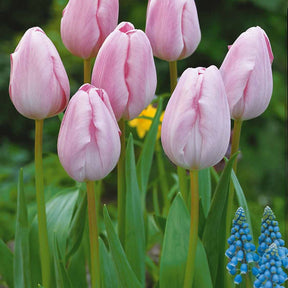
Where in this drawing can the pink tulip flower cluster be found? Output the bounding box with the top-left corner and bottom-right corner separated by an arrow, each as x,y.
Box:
161,26 -> 273,170
8,0 -> 273,179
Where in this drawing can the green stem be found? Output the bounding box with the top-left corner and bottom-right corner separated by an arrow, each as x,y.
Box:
117,119 -> 126,247
84,58 -> 91,83
169,61 -> 178,92
183,170 -> 199,288
155,141 -> 170,215
86,181 -> 101,288
35,119 -> 51,288
168,61 -> 189,204
225,119 -> 243,288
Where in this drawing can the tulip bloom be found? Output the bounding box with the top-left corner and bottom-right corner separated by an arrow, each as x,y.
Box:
91,22 -> 157,120
61,0 -> 119,59
9,27 -> 70,120
57,84 -> 121,182
145,0 -> 201,61
220,26 -> 273,120
161,66 -> 230,170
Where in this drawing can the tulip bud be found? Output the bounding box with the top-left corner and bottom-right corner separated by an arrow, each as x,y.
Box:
91,22 -> 157,121
61,0 -> 119,59
9,27 -> 70,120
145,0 -> 201,61
161,66 -> 230,170
57,84 -> 121,182
220,26 -> 274,120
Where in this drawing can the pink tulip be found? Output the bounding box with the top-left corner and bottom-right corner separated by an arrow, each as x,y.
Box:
91,22 -> 157,120
220,26 -> 273,120
145,0 -> 201,61
161,66 -> 230,170
9,27 -> 70,120
61,0 -> 119,59
57,84 -> 121,182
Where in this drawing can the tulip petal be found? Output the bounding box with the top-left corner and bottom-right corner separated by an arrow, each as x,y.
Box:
161,67 -> 230,170
9,27 -> 69,120
220,26 -> 273,120
123,30 -> 157,119
58,85 -> 120,182
146,0 -> 184,61
92,29 -> 129,120
180,0 -> 201,59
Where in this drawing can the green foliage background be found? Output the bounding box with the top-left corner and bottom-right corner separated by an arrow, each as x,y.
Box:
0,0 -> 286,253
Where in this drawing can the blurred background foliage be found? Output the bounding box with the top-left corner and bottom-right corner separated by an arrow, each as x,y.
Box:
0,0 -> 286,245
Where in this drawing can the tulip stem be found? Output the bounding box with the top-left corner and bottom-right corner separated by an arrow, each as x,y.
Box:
225,119 -> 243,288
169,61 -> 178,92
86,181 -> 101,288
35,119 -> 51,288
117,118 -> 126,247
84,58 -> 91,83
183,169 -> 199,288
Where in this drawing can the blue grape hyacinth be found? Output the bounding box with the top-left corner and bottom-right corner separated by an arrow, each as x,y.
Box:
226,207 -> 257,284
258,206 -> 288,269
253,242 -> 288,288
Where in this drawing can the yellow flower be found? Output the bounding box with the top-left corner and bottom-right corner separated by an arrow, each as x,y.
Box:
129,104 -> 164,139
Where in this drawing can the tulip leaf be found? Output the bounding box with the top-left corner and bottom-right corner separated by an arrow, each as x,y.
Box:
202,153 -> 238,287
99,237 -> 121,288
53,235 -> 72,288
66,242 -> 87,288
14,168 -> 31,288
159,193 -> 213,288
125,134 -> 145,285
103,206 -> 142,288
0,239 -> 14,288
137,98 -> 163,199
199,167 -> 211,218
232,170 -> 253,240
65,189 -> 87,260
30,189 -> 80,287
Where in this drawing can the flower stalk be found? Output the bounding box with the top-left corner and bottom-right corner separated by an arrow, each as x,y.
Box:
35,119 -> 51,288
84,58 -> 91,83
183,169 -> 199,288
86,181 -> 101,288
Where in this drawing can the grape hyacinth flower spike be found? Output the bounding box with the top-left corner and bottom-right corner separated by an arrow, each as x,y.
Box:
225,207 -> 257,284
253,243 -> 288,288
258,206 -> 288,269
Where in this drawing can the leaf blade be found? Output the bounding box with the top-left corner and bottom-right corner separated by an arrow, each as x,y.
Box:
14,168 -> 31,288
125,134 -> 145,285
103,206 -> 142,288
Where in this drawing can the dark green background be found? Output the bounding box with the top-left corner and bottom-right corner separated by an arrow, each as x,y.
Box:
0,0 -> 286,246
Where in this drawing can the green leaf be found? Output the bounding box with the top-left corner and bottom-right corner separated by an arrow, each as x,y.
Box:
0,239 -> 13,288
99,237 -> 121,288
30,189 -> 80,287
153,215 -> 166,235
199,168 -> 211,218
231,170 -> 253,240
125,134 -> 145,285
159,193 -> 190,288
136,98 -> 163,198
202,153 -> 238,286
14,168 -> 31,288
53,235 -> 72,288
193,240 -> 213,288
65,190 -> 87,260
103,206 -> 142,288
159,193 -> 213,288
